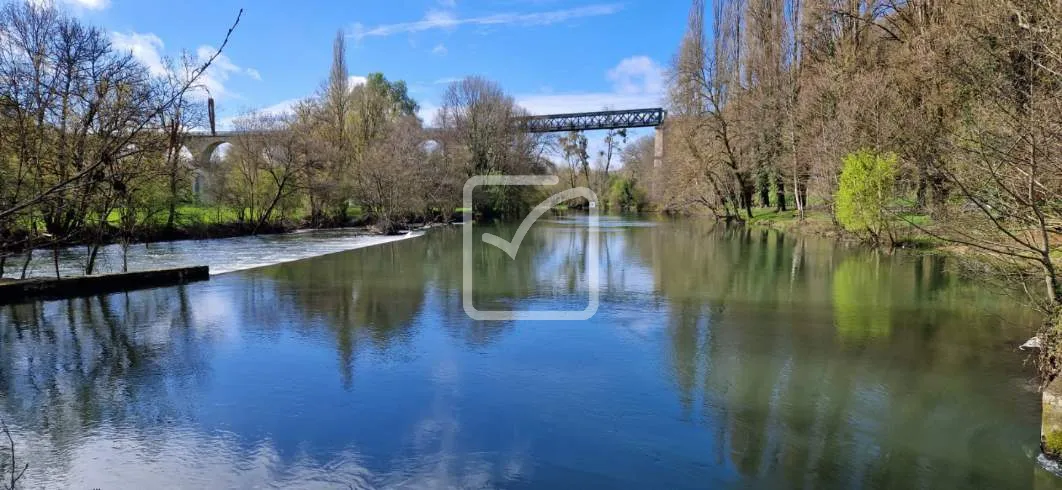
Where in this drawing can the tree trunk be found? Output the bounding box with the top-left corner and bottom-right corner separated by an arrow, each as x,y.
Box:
916,162 -> 928,209
20,248 -> 32,279
166,161 -> 178,231
930,173 -> 947,216
775,175 -> 787,212
166,199 -> 177,231
85,244 -> 100,276
758,171 -> 771,208
739,174 -> 755,219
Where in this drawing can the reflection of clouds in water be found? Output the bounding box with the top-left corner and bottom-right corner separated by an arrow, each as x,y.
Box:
190,286 -> 242,340
624,318 -> 661,338
384,359 -> 529,490
10,418 -> 528,490
10,427 -> 374,489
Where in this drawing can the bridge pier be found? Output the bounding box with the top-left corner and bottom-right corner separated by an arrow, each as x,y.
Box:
652,126 -> 665,204
181,135 -> 232,202
653,126 -> 664,169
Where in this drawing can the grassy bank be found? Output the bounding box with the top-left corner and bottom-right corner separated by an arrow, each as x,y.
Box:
743,206 -> 942,251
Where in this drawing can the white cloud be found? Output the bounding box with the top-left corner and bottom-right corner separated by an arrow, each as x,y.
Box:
260,98 -> 302,117
218,74 -> 370,129
607,56 -> 664,96
32,0 -> 109,10
516,92 -> 662,116
515,56 -> 665,116
109,33 -> 259,101
417,102 -> 440,125
351,3 -> 623,40
216,98 -> 301,131
193,45 -> 242,99
68,0 -> 107,9
432,43 -> 448,56
109,32 -> 167,77
424,9 -> 459,30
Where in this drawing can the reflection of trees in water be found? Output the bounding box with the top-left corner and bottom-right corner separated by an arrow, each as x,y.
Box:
455,223 -> 591,346
242,225 -> 560,378
256,235 -> 435,386
466,224 -> 572,300
627,221 -> 1041,488
0,287 -> 209,477
833,253 -> 892,342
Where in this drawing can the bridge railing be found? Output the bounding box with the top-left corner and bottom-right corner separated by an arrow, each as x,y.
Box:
516,108 -> 666,133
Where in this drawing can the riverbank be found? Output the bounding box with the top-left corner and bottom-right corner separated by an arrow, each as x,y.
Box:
0,213 -> 455,262
743,206 -> 941,251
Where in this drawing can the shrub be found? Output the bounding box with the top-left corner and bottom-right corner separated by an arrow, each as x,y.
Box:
606,176 -> 648,212
835,150 -> 898,243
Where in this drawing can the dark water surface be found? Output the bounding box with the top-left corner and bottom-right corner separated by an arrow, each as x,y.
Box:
1,217 -> 1058,489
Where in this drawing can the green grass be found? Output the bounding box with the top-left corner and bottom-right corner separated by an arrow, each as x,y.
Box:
897,212 -> 930,227
101,205 -> 245,226
746,207 -> 832,227
1045,430 -> 1062,458
174,204 -> 245,225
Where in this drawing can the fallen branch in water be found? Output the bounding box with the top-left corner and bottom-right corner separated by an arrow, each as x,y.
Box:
1,419 -> 27,490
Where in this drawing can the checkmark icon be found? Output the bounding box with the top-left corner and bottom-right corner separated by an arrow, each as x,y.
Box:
462,175 -> 601,321
481,187 -> 594,260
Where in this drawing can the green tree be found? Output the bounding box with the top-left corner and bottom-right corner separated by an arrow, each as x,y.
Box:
835,150 -> 898,244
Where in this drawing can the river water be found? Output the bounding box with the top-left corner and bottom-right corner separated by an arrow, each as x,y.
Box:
0,216 -> 1058,489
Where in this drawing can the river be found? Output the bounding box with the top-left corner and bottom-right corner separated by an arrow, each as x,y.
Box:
0,216 -> 1057,489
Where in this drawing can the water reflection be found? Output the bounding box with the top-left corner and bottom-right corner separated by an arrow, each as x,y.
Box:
0,218 -> 1055,489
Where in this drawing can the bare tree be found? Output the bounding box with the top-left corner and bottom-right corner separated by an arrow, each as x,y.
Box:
161,53 -> 208,231
0,419 -> 27,490
599,127 -> 627,183
559,131 -> 589,190
436,76 -> 551,218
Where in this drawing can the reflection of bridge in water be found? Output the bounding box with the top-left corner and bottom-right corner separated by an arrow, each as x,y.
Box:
185,108 -> 667,168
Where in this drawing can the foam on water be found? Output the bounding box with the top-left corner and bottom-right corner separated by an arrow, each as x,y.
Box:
2,229 -> 425,278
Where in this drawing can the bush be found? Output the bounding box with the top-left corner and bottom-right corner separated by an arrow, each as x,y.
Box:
606,176 -> 648,212
835,150 -> 898,243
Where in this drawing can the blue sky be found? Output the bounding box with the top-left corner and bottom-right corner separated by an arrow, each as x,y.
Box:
57,0 -> 687,137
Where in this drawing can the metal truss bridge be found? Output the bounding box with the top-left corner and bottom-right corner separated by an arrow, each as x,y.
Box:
185,108 -> 668,164
517,108 -> 667,133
